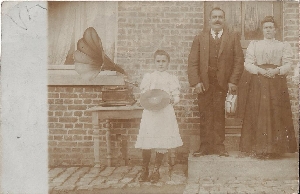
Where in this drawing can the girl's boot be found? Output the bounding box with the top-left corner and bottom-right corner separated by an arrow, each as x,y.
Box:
149,152 -> 164,183
138,149 -> 151,182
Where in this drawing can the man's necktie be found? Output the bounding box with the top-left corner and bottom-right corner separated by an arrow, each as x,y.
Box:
215,31 -> 219,40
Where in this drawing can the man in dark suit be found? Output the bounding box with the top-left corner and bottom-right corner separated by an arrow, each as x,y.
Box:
188,7 -> 244,156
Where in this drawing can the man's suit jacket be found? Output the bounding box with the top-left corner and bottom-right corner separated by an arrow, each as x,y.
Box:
188,28 -> 244,91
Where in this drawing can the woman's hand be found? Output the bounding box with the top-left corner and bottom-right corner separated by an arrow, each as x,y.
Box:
258,68 -> 279,78
264,68 -> 280,78
258,68 -> 267,76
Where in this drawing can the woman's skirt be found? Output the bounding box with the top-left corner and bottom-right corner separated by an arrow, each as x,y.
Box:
135,104 -> 183,149
239,73 -> 297,154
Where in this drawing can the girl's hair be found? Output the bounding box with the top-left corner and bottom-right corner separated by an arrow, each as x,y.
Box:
154,50 -> 170,62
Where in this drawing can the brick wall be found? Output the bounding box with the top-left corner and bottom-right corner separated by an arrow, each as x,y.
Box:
283,2 -> 299,139
48,86 -> 98,166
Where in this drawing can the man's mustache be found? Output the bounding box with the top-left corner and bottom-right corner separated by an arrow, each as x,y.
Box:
214,21 -> 222,25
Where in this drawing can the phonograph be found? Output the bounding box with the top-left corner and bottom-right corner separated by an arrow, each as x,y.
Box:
73,27 -> 137,106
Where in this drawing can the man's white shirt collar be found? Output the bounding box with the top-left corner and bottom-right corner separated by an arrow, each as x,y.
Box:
211,29 -> 223,39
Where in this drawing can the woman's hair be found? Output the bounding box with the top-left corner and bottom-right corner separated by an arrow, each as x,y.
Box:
261,16 -> 277,28
154,50 -> 170,62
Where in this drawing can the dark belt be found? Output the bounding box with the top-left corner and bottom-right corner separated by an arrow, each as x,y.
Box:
259,64 -> 277,69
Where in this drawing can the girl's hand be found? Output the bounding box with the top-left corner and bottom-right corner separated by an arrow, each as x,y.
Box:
141,89 -> 149,94
171,96 -> 180,105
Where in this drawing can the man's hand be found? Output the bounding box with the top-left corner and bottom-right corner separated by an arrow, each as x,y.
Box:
228,83 -> 237,95
194,83 -> 206,94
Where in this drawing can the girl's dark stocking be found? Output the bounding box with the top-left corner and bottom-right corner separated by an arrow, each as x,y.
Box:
150,152 -> 164,183
139,149 -> 151,182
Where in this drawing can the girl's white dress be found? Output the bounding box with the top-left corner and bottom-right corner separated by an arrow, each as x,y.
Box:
135,71 -> 183,149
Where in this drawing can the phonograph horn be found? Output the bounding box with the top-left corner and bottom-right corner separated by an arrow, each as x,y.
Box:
74,27 -> 126,76
83,27 -> 103,54
103,53 -> 126,75
73,50 -> 98,65
77,38 -> 103,63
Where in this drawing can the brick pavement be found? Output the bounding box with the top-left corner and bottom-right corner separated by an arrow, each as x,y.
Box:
185,152 -> 299,194
49,163 -> 298,194
49,164 -> 187,193
183,178 -> 299,194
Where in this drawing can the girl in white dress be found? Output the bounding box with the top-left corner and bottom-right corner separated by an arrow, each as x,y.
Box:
135,50 -> 183,183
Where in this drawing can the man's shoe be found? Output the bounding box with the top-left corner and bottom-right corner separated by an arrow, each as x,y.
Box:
192,149 -> 209,157
239,151 -> 257,158
138,167 -> 149,182
149,167 -> 160,183
217,150 -> 229,157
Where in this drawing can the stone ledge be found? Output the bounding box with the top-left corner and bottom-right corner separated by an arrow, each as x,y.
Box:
48,65 -> 124,86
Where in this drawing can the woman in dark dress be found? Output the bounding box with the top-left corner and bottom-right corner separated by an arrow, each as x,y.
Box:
238,16 -> 297,158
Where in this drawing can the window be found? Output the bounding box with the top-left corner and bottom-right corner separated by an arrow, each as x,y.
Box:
48,2 -> 118,66
204,2 -> 283,52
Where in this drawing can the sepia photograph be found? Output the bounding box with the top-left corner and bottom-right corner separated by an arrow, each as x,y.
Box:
1,1 -> 299,193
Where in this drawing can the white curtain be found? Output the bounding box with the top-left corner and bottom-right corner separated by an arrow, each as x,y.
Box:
84,1 -> 117,60
48,2 -> 117,65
